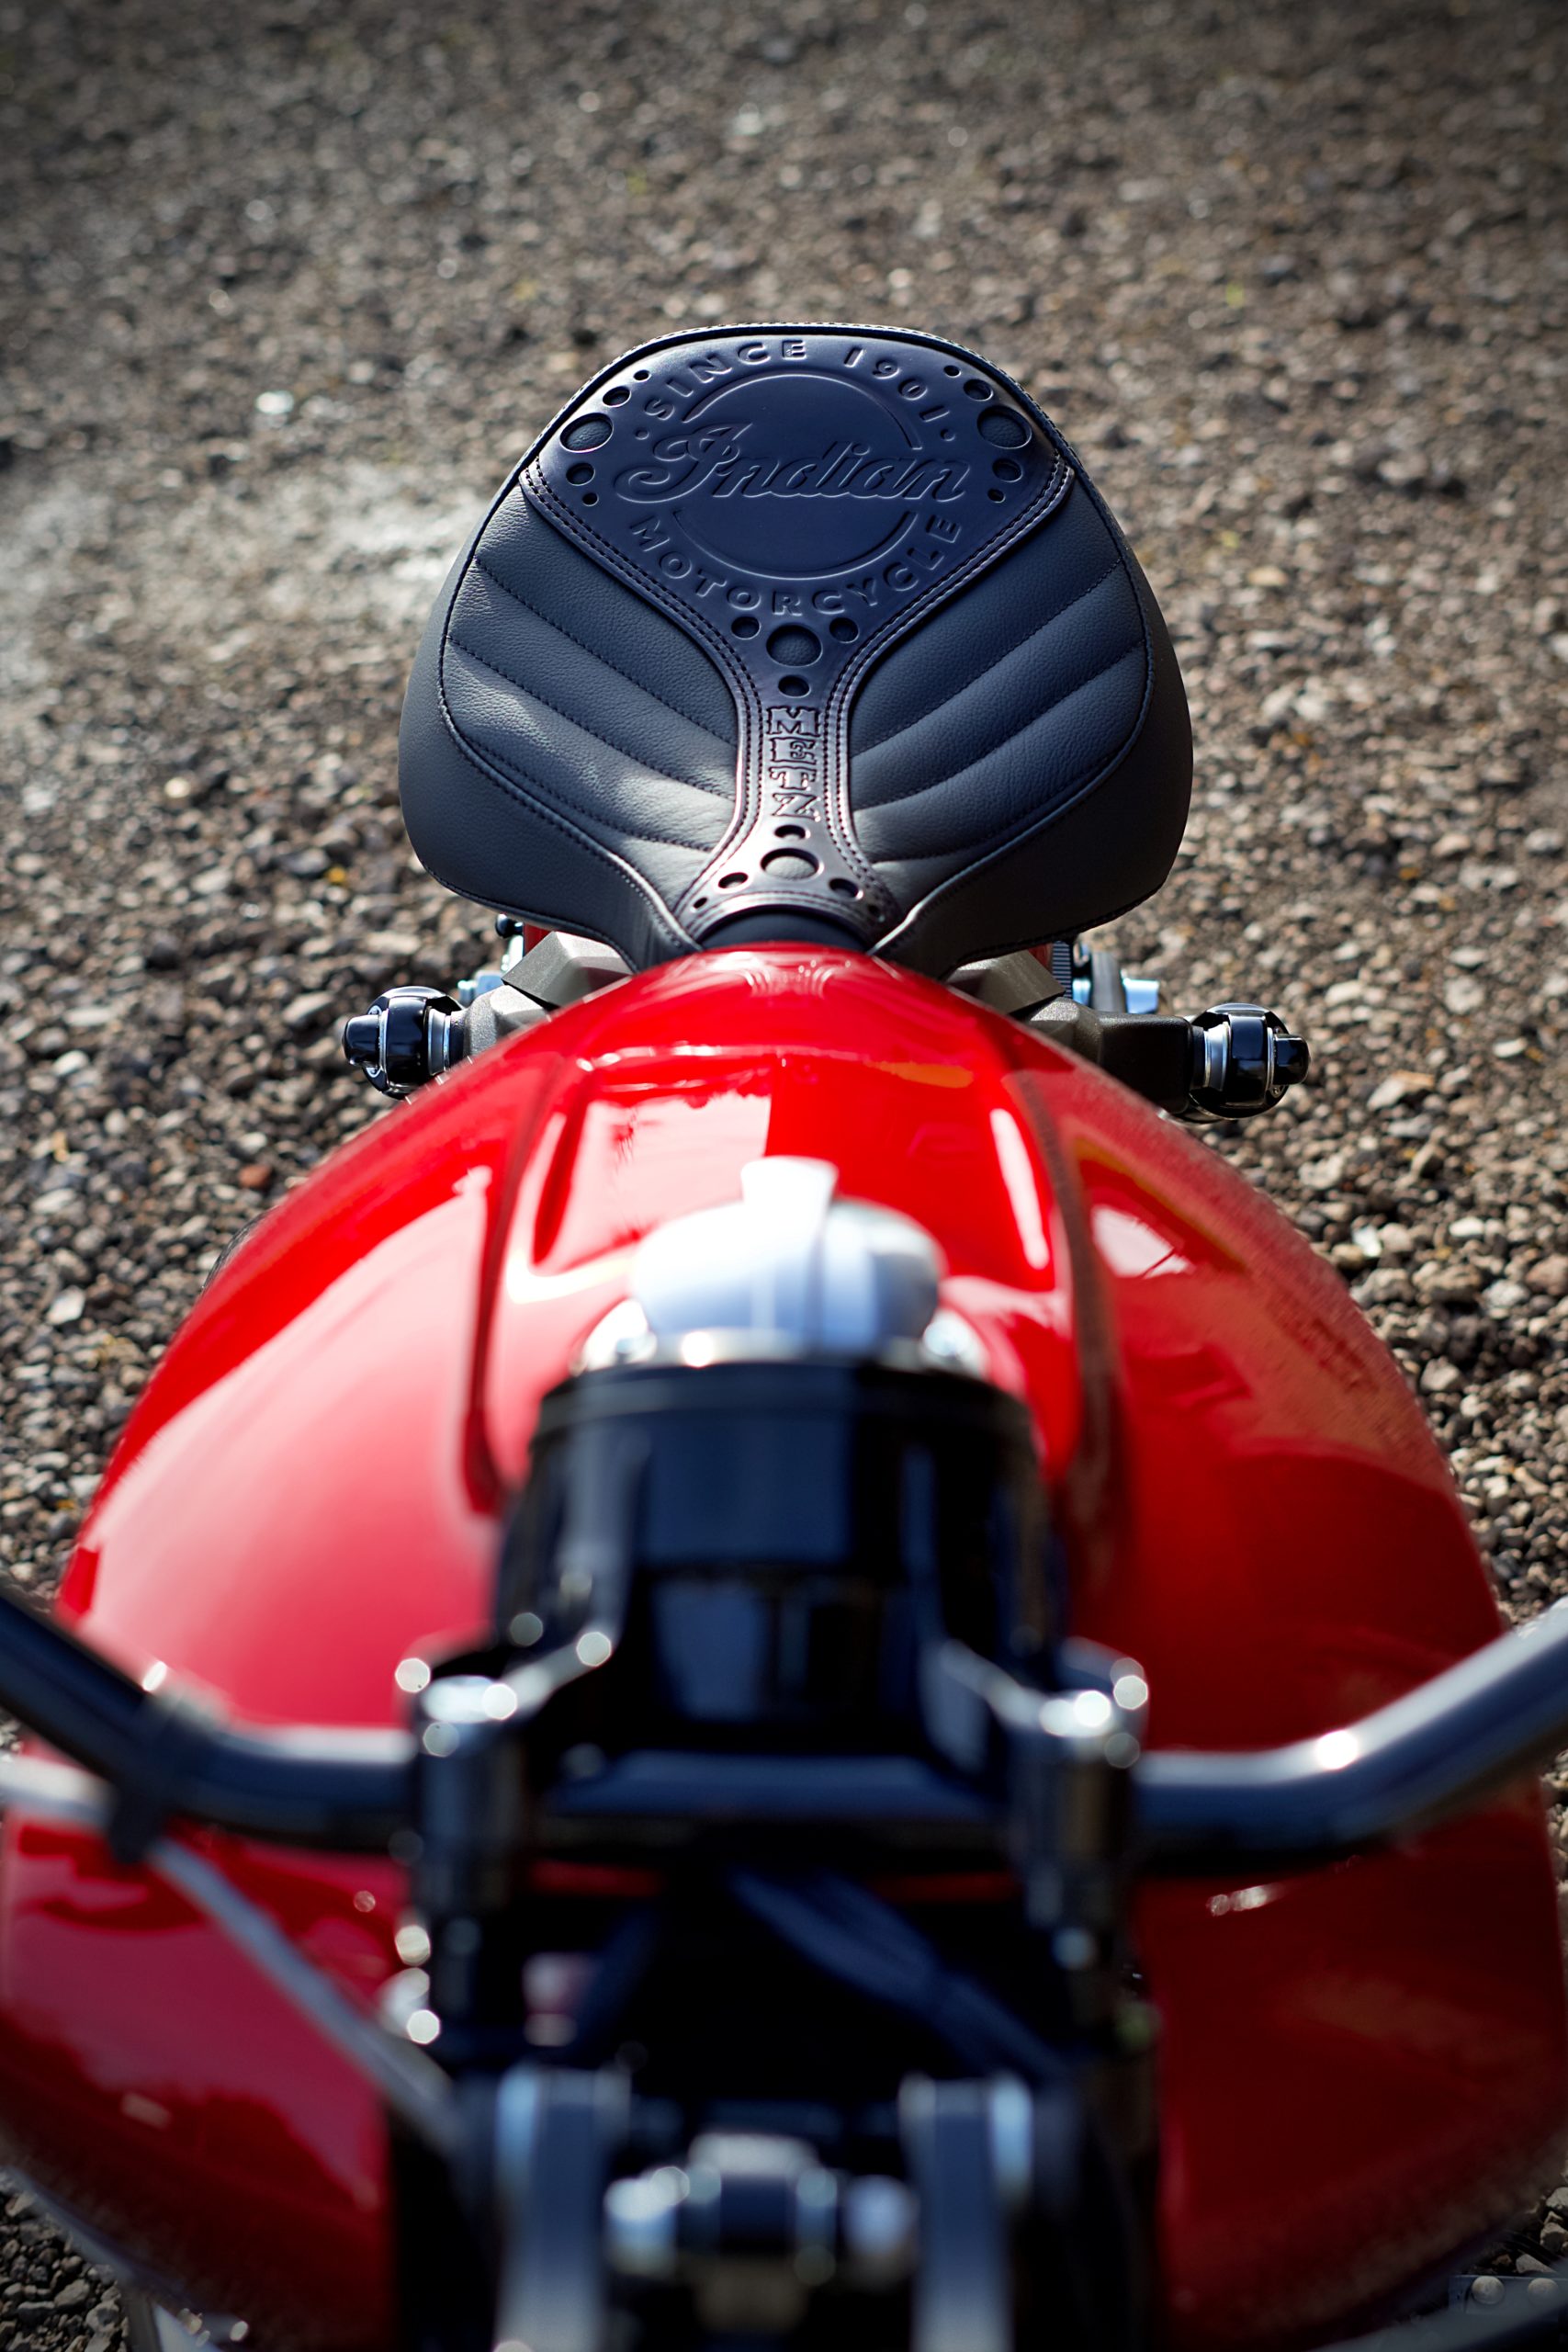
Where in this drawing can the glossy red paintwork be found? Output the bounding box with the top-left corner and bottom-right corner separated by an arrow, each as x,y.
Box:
0,950 -> 1561,2350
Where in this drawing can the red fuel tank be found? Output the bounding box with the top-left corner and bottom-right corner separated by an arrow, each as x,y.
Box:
0,949 -> 1560,2349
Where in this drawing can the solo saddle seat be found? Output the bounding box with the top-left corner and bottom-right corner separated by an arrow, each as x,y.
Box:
398,323 -> 1192,976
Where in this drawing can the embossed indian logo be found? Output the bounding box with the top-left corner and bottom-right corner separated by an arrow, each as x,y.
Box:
524,329 -> 1064,936
531,332 -> 1056,609
615,424 -> 971,505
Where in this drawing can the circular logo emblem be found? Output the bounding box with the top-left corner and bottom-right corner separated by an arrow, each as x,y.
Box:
528,329 -> 1055,676
521,329 -> 1062,943
613,369 -> 962,578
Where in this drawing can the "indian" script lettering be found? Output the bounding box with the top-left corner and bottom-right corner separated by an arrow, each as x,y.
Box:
616,426 -> 969,505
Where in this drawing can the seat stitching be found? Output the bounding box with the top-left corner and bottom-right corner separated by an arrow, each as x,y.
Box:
455,729 -> 719,856
445,684 -> 721,855
526,449 -> 1071,927
855,617 -> 1141,816
447,630 -> 731,800
428,730 -> 687,959
867,405 -> 1170,967
471,546 -> 734,745
418,464 -> 693,963
861,642 -> 1146,859
852,549 -> 1125,755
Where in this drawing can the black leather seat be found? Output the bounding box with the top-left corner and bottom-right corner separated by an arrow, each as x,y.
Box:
400,325 -> 1190,975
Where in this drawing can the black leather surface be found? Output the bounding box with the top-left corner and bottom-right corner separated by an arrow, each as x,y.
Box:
399,323 -> 1190,973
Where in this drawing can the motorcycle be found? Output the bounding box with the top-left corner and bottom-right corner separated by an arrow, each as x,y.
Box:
1,323 -> 1565,2352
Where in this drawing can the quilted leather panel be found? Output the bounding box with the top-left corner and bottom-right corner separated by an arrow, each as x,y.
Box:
851,481 -> 1133,777
859,645 -> 1147,872
442,498 -> 735,902
400,484 -> 742,967
472,490 -> 736,746
851,485 -> 1146,863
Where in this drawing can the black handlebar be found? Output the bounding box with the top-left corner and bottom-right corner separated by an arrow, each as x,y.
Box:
0,1584 -> 1564,1868
1139,1598 -> 1568,1871
0,1592 -> 412,1854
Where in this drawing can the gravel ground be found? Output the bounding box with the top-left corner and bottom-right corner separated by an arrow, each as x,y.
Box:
3,0 -> 1567,2336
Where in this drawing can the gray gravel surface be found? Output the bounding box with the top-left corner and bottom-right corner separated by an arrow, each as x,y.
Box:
3,0 -> 1567,2335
